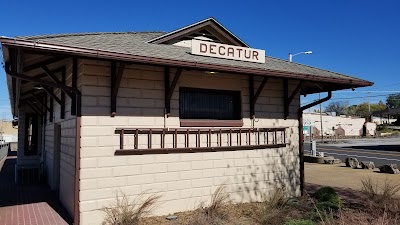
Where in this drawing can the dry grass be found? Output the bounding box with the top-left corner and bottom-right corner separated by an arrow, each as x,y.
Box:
320,209 -> 399,225
185,185 -> 231,225
361,176 -> 400,216
101,190 -> 161,225
258,188 -> 311,225
202,185 -> 230,218
361,176 -> 400,204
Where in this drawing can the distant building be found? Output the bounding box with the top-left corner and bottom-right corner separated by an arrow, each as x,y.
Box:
303,113 -> 376,137
0,120 -> 18,143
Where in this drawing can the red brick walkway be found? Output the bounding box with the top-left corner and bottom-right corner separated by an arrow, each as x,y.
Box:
0,153 -> 72,225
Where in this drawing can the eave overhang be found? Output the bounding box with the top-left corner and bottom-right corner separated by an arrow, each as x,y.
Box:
1,37 -> 373,105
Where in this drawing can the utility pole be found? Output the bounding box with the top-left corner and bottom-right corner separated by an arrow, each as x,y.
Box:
319,93 -> 323,143
368,92 -> 371,112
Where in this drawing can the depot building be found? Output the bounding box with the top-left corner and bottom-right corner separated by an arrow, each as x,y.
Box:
0,18 -> 372,225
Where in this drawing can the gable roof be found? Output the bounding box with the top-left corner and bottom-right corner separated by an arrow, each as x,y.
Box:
1,18 -> 373,97
147,17 -> 249,47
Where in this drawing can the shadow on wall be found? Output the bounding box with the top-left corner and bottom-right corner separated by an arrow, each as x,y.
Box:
228,120 -> 300,202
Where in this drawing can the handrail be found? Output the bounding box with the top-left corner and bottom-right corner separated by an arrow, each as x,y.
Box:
0,143 -> 10,162
115,127 -> 288,155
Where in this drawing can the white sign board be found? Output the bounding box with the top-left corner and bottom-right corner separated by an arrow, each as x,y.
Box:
191,39 -> 265,64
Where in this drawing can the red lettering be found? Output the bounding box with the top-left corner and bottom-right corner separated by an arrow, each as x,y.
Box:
200,43 -> 207,53
253,51 -> 259,60
227,47 -> 235,57
219,46 -> 225,55
209,44 -> 217,54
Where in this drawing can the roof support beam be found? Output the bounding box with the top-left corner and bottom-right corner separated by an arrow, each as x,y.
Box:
164,67 -> 170,115
22,67 -> 65,84
288,81 -> 303,105
165,68 -> 182,115
20,89 -> 43,99
284,80 -> 303,119
44,93 -> 47,125
25,100 -> 43,116
23,56 -> 66,72
110,61 -> 126,117
71,58 -> 77,116
41,65 -> 74,99
283,79 -> 289,119
31,93 -> 51,112
49,88 -> 54,122
42,86 -> 63,105
249,76 -> 269,119
60,69 -> 66,119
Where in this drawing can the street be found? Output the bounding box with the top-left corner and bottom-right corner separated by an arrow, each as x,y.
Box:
304,138 -> 400,167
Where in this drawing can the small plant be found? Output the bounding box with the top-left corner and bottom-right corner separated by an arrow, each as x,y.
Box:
264,187 -> 288,210
361,176 -> 400,204
284,219 -> 316,225
101,190 -> 161,225
259,188 -> 290,225
314,186 -> 341,210
202,185 -> 230,218
186,185 -> 230,225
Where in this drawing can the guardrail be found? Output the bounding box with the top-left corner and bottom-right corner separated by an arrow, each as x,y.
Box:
0,143 -> 10,162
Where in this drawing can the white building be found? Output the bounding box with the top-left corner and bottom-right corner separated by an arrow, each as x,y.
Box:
303,113 -> 376,137
1,18 -> 372,224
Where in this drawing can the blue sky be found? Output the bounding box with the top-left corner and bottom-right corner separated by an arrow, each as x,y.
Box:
1,0 -> 399,119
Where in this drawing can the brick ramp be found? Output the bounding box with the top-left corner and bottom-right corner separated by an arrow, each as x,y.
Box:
0,155 -> 72,225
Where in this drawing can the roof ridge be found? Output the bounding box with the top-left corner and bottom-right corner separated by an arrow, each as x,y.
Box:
17,31 -> 166,40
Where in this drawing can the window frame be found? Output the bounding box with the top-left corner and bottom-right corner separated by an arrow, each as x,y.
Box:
179,87 -> 243,127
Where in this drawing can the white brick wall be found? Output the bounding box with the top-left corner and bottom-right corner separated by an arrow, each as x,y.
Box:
78,60 -> 301,225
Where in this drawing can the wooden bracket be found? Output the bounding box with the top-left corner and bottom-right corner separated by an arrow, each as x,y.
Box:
165,68 -> 182,115
60,69 -> 66,119
41,65 -> 74,99
71,58 -> 77,116
31,93 -> 51,112
42,86 -> 62,105
23,56 -> 66,72
249,76 -> 269,118
26,100 -> 43,116
284,80 -> 303,119
110,62 -> 126,116
49,88 -> 54,122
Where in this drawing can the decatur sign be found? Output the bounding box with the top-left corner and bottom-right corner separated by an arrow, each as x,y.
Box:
191,39 -> 265,63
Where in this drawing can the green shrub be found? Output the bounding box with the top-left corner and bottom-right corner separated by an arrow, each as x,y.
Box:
284,219 -> 316,225
314,186 -> 341,206
316,201 -> 340,212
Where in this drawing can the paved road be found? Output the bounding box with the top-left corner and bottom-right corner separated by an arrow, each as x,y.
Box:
304,138 -> 400,167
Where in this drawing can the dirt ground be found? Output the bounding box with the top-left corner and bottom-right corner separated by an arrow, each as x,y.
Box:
138,163 -> 400,225
305,162 -> 400,196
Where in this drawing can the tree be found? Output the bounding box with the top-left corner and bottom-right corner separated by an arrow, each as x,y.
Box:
325,101 -> 349,115
370,100 -> 387,112
386,93 -> 400,109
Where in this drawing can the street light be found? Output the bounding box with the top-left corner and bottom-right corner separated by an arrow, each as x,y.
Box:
288,51 -> 313,62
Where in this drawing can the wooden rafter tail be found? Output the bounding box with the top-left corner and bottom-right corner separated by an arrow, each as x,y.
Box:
23,56 -> 67,72
249,75 -> 269,119
284,80 -> 303,119
165,68 -> 182,115
110,61 -> 126,116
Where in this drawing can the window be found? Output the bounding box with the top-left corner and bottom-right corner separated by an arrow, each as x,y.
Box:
24,113 -> 38,156
179,87 -> 241,120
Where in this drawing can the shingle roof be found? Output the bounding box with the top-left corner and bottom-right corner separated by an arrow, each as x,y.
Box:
10,31 -> 372,87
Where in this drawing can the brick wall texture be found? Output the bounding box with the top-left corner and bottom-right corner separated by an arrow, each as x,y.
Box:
78,59 -> 301,225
